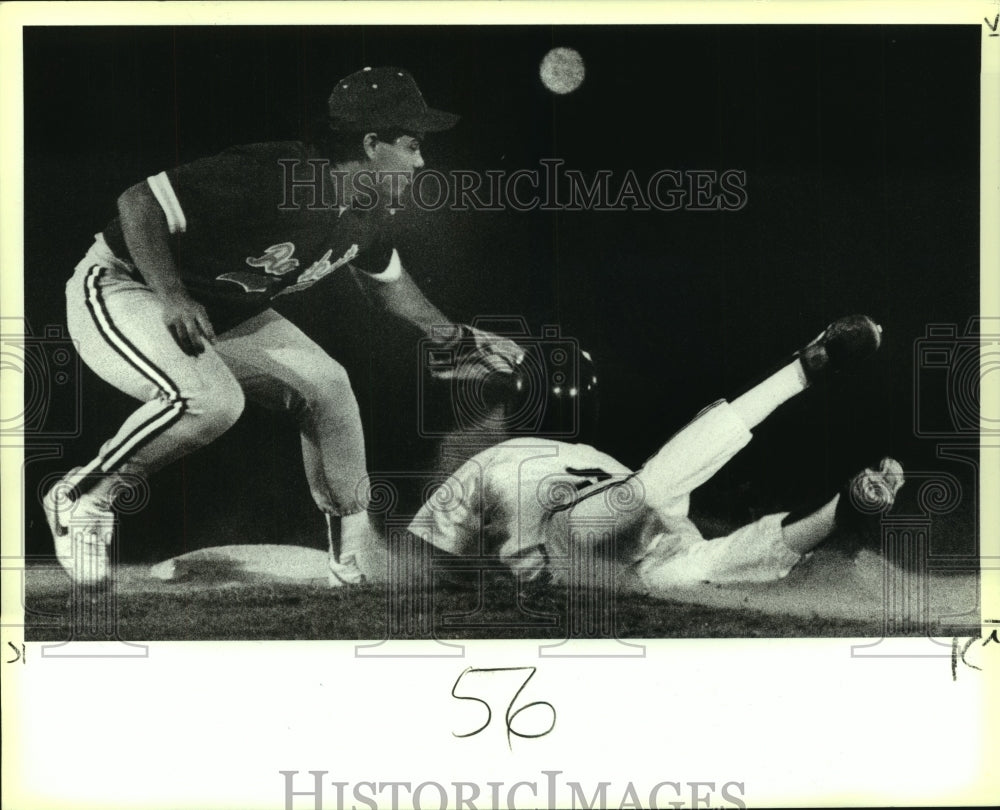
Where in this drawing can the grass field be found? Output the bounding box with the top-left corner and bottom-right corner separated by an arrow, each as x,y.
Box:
21,546 -> 980,641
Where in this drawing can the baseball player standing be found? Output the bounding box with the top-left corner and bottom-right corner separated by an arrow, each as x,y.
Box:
43,66 -> 520,587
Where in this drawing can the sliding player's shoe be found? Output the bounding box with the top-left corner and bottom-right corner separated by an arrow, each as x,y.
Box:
797,314 -> 883,382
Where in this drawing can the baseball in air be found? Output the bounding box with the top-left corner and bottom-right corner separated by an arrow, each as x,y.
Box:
540,47 -> 585,94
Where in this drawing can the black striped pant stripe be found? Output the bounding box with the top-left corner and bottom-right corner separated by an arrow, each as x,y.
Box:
82,264 -> 182,402
81,263 -> 190,473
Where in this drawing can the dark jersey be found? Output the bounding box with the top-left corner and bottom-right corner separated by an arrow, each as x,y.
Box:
102,142 -> 398,333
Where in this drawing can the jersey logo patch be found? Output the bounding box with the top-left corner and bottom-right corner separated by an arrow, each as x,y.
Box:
247,242 -> 300,276
278,243 -> 359,296
216,242 -> 359,295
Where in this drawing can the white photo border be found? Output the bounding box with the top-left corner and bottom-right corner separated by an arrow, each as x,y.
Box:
2,2 -> 997,809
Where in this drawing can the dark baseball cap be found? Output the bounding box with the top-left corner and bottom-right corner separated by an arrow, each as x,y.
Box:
327,66 -> 459,133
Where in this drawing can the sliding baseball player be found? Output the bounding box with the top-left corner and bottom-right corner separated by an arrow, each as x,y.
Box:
409,315 -> 904,592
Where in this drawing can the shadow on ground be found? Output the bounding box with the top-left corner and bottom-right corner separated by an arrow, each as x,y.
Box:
21,544 -> 979,641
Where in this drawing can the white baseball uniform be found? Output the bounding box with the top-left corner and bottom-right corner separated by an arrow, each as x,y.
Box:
409,401 -> 802,593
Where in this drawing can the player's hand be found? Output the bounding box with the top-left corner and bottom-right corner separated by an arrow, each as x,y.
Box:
160,292 -> 216,356
428,324 -> 526,381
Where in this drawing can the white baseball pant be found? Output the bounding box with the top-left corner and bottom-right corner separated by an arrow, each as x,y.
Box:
63,235 -> 369,517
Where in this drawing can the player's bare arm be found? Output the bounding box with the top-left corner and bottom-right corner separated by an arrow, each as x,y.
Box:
360,264 -> 526,380
117,182 -> 215,356
359,263 -> 455,340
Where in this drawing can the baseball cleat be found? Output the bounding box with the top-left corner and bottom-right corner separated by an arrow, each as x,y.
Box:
325,512 -> 368,586
43,472 -> 114,585
328,553 -> 366,586
797,314 -> 882,382
835,457 -> 905,533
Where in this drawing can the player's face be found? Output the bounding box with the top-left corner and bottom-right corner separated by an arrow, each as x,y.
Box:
369,134 -> 424,197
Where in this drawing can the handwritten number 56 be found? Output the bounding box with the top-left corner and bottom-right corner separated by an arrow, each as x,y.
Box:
451,666 -> 556,746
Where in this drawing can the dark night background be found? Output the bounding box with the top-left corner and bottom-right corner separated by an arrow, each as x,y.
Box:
20,25 -> 980,561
